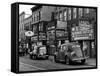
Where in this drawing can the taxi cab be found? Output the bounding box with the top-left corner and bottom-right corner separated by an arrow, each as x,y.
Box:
54,42 -> 89,64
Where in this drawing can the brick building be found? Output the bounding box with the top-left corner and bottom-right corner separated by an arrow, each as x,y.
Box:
19,12 -> 25,42
31,5 -> 55,45
24,15 -> 32,31
53,6 -> 96,57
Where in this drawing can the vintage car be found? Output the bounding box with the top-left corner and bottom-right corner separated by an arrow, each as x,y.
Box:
54,42 -> 89,64
29,45 -> 48,59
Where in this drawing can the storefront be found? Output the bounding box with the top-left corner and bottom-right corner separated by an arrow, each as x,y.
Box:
39,32 -> 46,45
46,20 -> 68,55
71,20 -> 95,57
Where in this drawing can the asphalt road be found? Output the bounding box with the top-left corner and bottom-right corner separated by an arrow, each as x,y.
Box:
19,56 -> 96,72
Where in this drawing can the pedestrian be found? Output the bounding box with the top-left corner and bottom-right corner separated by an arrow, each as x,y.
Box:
22,43 -> 26,56
19,44 -> 22,56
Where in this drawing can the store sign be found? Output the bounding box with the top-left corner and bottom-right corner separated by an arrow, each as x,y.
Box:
39,35 -> 46,40
31,36 -> 38,41
39,33 -> 46,40
71,21 -> 94,40
57,21 -> 67,29
47,26 -> 55,30
47,21 -> 55,30
56,30 -> 68,38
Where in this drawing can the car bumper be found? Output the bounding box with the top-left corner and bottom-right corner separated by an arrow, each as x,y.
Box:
71,56 -> 89,61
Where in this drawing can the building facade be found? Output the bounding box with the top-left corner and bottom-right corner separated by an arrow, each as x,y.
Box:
24,15 -> 32,31
31,5 -> 55,45
19,12 -> 25,42
24,15 -> 32,44
53,6 -> 96,57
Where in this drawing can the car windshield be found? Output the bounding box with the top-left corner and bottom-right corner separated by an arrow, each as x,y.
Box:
71,44 -> 83,57
39,46 -> 46,54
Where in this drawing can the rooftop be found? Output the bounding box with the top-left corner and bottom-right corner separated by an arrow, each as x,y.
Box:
31,5 -> 42,12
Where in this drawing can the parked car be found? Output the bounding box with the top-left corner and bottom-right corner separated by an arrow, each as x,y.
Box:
54,42 -> 89,64
29,45 -> 48,59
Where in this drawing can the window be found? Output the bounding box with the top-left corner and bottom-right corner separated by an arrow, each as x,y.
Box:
84,8 -> 89,14
59,12 -> 63,21
39,23 -> 43,31
39,11 -> 42,20
37,13 -> 38,21
79,8 -> 83,18
73,8 -> 77,19
55,13 -> 59,20
34,14 -> 36,22
68,8 -> 71,20
64,10 -> 67,21
32,16 -> 34,22
36,14 -> 38,21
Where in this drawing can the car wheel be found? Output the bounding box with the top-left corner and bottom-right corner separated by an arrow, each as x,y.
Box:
54,55 -> 58,63
81,59 -> 86,64
65,56 -> 70,64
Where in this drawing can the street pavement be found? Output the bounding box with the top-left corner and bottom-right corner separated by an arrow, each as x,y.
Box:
19,55 -> 96,72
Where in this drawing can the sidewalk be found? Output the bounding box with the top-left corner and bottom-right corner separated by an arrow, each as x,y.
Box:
86,58 -> 96,66
19,62 -> 45,71
49,55 -> 96,66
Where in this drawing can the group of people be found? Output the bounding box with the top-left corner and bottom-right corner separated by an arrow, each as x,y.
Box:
19,42 -> 40,57
19,43 -> 29,56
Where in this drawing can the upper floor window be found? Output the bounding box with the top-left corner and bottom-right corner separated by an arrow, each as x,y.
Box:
84,8 -> 89,14
68,8 -> 71,20
39,23 -> 43,31
37,12 -> 39,21
39,11 -> 42,21
79,8 -> 83,18
32,15 -> 34,22
73,8 -> 77,19
59,11 -> 63,21
34,13 -> 36,22
64,10 -> 67,21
